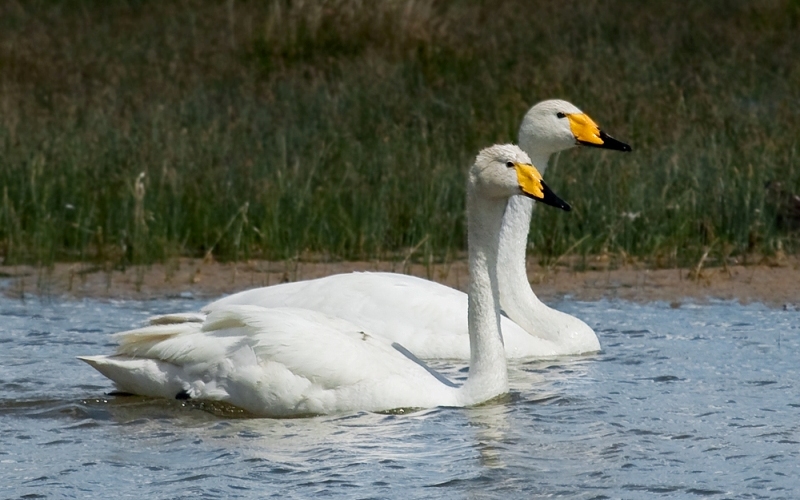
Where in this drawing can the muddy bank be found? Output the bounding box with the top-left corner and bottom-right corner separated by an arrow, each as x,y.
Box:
2,255 -> 798,308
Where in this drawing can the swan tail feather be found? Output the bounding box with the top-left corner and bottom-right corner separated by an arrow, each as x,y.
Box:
77,355 -> 187,399
111,321 -> 205,358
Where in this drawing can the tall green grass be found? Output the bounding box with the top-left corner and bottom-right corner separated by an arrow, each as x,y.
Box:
1,0 -> 798,267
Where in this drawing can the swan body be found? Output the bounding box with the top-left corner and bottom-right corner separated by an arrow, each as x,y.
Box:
80,144 -> 570,416
207,272 -> 563,359
205,100 -> 631,359
80,306 -> 464,416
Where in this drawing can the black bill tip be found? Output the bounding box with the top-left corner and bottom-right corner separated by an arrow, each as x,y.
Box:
579,130 -> 632,152
536,181 -> 571,212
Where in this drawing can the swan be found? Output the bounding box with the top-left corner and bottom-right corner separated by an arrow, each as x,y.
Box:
495,100 -> 631,354
78,144 -> 571,417
205,100 -> 631,359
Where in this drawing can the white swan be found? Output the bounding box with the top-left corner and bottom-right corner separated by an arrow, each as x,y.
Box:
205,100 -> 631,359
79,144 -> 571,417
495,100 -> 631,354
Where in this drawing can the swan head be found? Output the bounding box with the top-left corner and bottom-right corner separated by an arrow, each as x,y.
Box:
518,99 -> 632,159
472,144 -> 571,211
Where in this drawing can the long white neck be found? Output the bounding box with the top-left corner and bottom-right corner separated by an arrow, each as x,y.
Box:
462,187 -> 509,403
495,148 -> 560,341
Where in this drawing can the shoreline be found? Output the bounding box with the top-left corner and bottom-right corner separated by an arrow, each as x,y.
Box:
2,255 -> 798,308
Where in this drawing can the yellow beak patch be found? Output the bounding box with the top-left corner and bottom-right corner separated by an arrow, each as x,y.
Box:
567,113 -> 604,146
513,162 -> 545,199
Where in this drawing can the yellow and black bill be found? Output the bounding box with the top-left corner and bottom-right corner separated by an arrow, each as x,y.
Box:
512,162 -> 572,212
565,113 -> 632,152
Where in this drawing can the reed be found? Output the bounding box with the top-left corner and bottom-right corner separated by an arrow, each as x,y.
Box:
0,0 -> 798,268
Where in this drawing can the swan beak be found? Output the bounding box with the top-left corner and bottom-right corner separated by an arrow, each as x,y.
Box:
567,113 -> 632,152
514,162 -> 572,212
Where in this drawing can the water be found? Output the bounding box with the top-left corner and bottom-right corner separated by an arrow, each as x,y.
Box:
1,294 -> 798,499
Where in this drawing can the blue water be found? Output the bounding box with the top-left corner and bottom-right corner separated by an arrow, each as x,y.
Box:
1,294 -> 798,499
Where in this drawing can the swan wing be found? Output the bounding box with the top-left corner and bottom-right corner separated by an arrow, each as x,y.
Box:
80,306 -> 457,416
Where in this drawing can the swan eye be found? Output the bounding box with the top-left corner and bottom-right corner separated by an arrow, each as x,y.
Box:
556,112 -> 566,119
505,161 -> 515,168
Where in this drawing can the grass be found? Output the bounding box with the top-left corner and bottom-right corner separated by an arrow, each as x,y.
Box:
1,0 -> 798,269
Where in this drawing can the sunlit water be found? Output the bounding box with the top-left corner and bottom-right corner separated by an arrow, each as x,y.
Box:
1,292 -> 798,499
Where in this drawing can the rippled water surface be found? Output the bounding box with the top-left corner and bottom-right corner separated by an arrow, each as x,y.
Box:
1,293 -> 799,499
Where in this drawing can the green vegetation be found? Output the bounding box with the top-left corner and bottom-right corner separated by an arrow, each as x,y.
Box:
1,0 -> 798,268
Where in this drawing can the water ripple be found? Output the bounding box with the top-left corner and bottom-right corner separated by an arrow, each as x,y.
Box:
0,298 -> 798,498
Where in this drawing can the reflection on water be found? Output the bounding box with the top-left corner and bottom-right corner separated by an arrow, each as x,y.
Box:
1,294 -> 799,499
